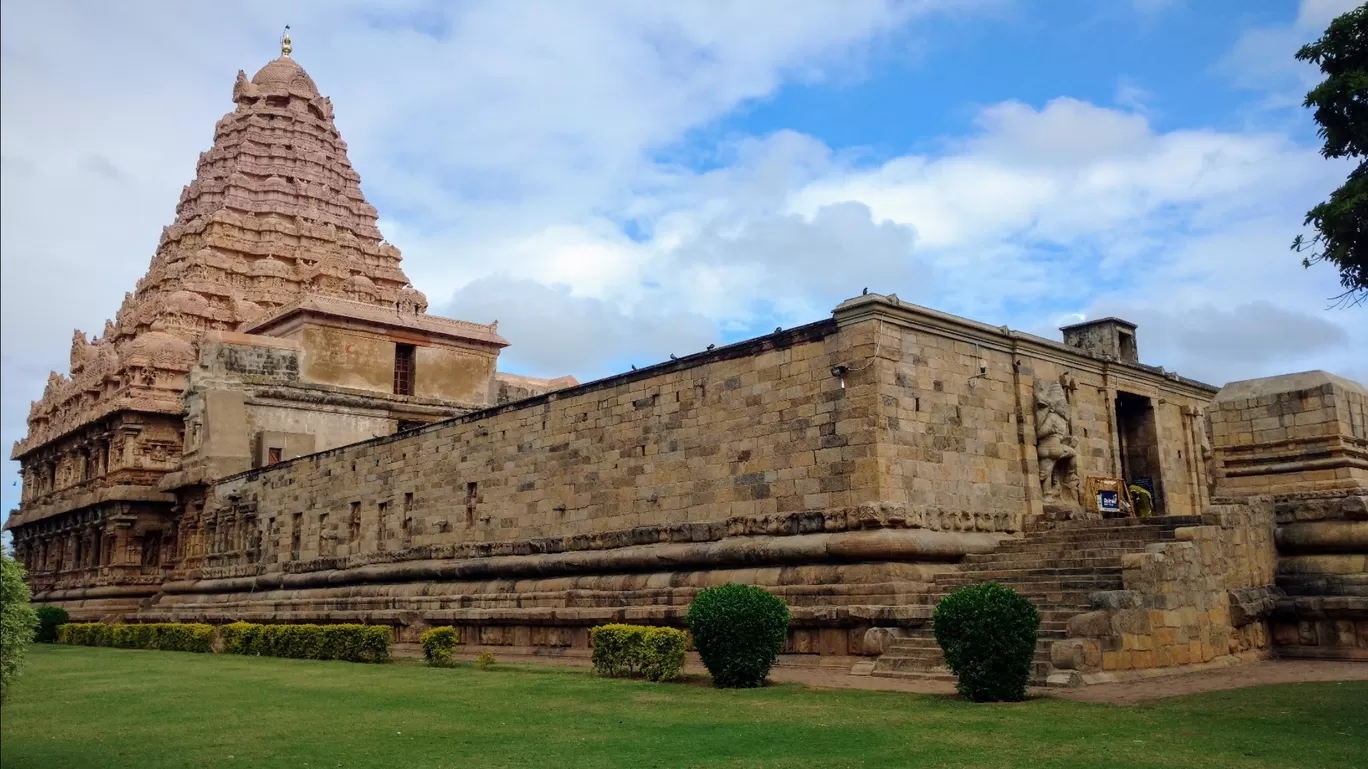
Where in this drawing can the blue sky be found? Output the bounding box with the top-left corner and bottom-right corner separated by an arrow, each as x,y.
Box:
1,0 -> 1363,530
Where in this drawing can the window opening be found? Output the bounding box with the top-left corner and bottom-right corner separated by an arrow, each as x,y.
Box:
394,343 -> 416,396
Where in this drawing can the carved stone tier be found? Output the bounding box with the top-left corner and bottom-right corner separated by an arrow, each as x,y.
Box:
13,52 -> 419,461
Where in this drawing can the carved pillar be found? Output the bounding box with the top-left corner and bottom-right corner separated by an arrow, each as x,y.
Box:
91,526 -> 104,569
110,520 -> 132,567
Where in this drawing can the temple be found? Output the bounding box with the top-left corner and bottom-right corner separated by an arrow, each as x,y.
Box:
7,40 -> 1365,685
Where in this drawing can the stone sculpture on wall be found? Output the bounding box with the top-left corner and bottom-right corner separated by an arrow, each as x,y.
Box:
1035,379 -> 1082,517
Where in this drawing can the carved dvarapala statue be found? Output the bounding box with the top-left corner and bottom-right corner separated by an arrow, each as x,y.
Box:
1035,379 -> 1083,518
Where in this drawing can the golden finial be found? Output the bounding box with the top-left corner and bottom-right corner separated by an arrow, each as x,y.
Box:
281,25 -> 292,58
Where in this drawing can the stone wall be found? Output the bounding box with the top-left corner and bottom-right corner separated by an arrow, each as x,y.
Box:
38,295 -> 1227,665
1210,371 -> 1368,497
1049,502 -> 1279,684
1207,370 -> 1368,661
135,317 -> 1015,655
857,300 -> 1214,521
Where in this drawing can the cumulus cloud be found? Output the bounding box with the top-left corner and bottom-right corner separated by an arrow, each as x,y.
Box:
442,278 -> 716,379
1084,302 -> 1352,386
1218,0 -> 1361,107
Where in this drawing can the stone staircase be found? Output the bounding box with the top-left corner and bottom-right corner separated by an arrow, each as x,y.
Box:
870,515 -> 1202,684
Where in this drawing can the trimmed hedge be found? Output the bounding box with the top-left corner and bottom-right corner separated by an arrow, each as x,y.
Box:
58,622 -> 214,653
686,584 -> 789,688
589,624 -> 687,682
219,622 -> 391,663
57,622 -> 110,647
35,606 -> 69,643
637,627 -> 687,682
932,582 -> 1041,702
420,627 -> 459,667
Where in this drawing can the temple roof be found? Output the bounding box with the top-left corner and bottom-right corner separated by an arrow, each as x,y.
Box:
12,44 -> 461,458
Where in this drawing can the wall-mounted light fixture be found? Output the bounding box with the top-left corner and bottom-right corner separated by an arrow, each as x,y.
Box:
831,364 -> 849,389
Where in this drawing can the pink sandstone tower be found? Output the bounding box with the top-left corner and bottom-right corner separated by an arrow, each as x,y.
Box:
8,35 -> 569,594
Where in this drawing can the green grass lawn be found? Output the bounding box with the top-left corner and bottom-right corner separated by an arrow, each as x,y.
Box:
2,646 -> 1364,769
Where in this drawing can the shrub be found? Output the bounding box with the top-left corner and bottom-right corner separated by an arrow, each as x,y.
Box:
476,651 -> 495,670
58,622 -> 110,647
590,624 -> 687,682
590,624 -> 645,677
932,582 -> 1041,702
59,623 -> 213,653
1,554 -> 40,700
638,627 -> 687,683
420,627 -> 459,667
219,622 -> 390,663
686,584 -> 789,688
152,624 -> 215,653
220,621 -> 262,655
34,606 -> 69,643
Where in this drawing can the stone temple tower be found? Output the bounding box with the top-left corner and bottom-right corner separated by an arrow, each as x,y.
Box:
5,36 -> 572,595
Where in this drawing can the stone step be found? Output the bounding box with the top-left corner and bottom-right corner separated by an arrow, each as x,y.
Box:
963,549 -> 1143,564
883,640 -> 1060,658
870,516 -> 1204,686
986,540 -> 1168,556
941,561 -> 1121,577
1024,515 -> 1201,534
930,580 -> 1121,596
871,659 -> 1055,684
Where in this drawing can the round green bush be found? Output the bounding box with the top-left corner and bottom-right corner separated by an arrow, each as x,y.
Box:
686,584 -> 789,688
932,582 -> 1040,702
34,606 -> 70,643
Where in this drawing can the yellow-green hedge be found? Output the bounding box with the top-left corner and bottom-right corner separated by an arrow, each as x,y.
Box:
589,624 -> 687,682
57,622 -> 214,653
420,627 -> 459,667
219,622 -> 391,663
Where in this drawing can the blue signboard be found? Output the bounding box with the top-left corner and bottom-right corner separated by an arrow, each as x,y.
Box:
1097,490 -> 1120,514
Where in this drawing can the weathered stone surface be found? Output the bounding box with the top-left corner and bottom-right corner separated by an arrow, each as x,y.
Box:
1066,610 -> 1113,638
1050,638 -> 1101,671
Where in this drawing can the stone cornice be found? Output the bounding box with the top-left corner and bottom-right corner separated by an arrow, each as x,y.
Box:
832,293 -> 1219,399
4,484 -> 177,530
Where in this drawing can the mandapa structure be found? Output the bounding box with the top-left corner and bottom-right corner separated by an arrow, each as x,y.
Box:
6,40 -> 1366,687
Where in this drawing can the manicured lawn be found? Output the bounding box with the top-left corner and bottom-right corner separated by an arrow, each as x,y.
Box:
2,646 -> 1365,769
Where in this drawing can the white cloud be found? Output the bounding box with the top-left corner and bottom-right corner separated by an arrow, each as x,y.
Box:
1218,0 -> 1361,107
442,278 -> 716,377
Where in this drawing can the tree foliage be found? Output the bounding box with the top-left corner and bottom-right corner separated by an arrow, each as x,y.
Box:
1,555 -> 40,700
1294,4 -> 1368,305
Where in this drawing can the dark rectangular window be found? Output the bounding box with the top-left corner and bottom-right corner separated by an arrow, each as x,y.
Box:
267,447 -> 283,465
401,492 -> 414,548
394,344 -> 416,396
290,513 -> 302,561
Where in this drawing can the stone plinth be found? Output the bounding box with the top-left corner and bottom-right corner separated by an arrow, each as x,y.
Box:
1209,370 -> 1368,660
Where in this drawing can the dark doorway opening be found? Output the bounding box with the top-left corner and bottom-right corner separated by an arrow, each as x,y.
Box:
1115,391 -> 1164,514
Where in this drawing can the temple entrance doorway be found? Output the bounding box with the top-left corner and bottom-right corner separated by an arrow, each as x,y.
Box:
1115,391 -> 1164,514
